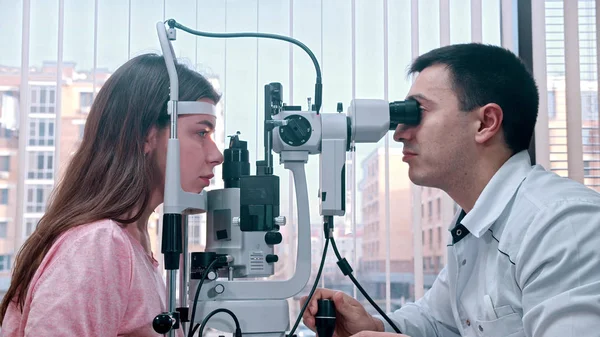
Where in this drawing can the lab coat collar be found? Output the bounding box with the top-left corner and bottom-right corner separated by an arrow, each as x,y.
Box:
456,150 -> 533,238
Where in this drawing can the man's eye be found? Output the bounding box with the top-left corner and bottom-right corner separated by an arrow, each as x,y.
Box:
198,131 -> 208,137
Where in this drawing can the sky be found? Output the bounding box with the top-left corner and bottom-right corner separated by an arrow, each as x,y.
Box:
0,0 -> 503,226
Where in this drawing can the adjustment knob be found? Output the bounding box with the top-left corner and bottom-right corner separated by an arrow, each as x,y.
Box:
316,299 -> 336,337
264,232 -> 283,245
279,115 -> 313,146
274,216 -> 286,227
266,254 -> 279,263
153,313 -> 175,334
207,270 -> 218,280
214,284 -> 225,294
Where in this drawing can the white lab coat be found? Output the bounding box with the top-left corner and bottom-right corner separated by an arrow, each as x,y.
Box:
376,150 -> 600,337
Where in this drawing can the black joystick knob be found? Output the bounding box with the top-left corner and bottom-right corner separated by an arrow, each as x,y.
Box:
153,313 -> 174,334
316,299 -> 336,337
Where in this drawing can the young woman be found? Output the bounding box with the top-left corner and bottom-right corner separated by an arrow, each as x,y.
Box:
0,53 -> 224,336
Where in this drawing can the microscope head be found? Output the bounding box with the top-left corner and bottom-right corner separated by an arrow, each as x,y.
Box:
348,98 -> 421,144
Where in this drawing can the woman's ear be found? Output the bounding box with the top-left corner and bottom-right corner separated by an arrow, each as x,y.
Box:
145,126 -> 159,155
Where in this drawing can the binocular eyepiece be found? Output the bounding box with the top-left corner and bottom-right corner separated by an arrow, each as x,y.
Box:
389,98 -> 421,130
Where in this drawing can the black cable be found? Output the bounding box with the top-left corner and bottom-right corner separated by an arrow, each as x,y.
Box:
193,308 -> 242,337
329,237 -> 402,334
287,235 -> 330,337
166,19 -> 323,113
187,258 -> 219,337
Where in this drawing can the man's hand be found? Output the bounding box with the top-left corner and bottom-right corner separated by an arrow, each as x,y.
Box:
300,288 -> 384,337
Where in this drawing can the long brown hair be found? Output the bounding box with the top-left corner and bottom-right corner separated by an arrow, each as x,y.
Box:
0,54 -> 220,321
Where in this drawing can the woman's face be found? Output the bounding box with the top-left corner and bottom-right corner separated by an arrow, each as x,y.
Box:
153,99 -> 224,195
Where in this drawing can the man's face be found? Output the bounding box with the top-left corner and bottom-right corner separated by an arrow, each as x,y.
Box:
393,64 -> 476,189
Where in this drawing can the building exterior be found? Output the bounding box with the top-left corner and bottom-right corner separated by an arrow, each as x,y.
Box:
545,0 -> 600,189
358,146 -> 418,310
0,70 -> 20,293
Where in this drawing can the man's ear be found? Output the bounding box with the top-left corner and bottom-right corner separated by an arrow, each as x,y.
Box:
474,103 -> 503,145
144,126 -> 159,155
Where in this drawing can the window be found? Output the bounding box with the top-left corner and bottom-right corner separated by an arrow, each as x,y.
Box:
25,184 -> 53,213
582,129 -> 598,146
548,90 -> 557,118
28,119 -> 55,146
79,92 -> 93,113
0,156 -> 9,172
438,227 -> 442,246
0,189 -> 8,205
428,200 -> 432,219
79,124 -> 85,140
30,86 -> 56,114
27,151 -> 54,179
188,214 -> 202,245
584,160 -> 592,177
581,91 -> 598,121
429,228 -> 433,248
25,218 -> 39,237
0,221 -> 7,238
437,197 -> 441,220
0,255 -> 11,271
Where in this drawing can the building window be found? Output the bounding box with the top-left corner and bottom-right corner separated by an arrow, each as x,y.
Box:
0,156 -> 9,172
25,218 -> 39,237
25,184 -> 53,213
30,86 -> 56,114
582,129 -> 595,145
0,188 -> 8,205
27,151 -> 54,179
428,200 -> 432,219
188,214 -> 202,245
79,124 -> 85,140
28,119 -> 55,146
79,92 -> 93,113
584,160 -> 591,176
548,90 -> 556,119
437,197 -> 441,220
429,228 -> 433,248
0,254 -> 11,271
0,221 -> 6,238
581,91 -> 598,121
438,227 -> 442,246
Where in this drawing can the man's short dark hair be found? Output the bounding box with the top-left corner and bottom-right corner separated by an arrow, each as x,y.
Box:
409,43 -> 539,154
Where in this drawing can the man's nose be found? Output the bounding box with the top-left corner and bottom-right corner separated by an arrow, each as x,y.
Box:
393,124 -> 415,142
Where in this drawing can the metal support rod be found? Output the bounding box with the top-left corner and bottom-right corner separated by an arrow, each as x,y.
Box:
167,270 -> 177,337
179,215 -> 189,334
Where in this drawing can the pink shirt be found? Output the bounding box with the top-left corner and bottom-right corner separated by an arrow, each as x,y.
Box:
1,219 -> 184,337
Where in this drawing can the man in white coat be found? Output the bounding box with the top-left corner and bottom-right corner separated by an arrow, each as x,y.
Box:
301,43 -> 600,337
